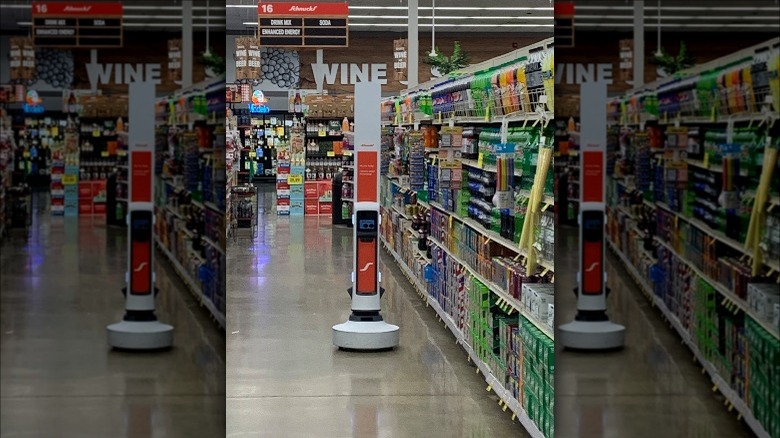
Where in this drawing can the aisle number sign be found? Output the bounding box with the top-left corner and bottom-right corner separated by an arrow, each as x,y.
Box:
257,2 -> 349,48
554,2 -> 574,48
32,2 -> 123,48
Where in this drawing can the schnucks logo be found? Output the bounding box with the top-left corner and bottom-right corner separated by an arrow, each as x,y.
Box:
289,5 -> 317,12
64,5 -> 93,12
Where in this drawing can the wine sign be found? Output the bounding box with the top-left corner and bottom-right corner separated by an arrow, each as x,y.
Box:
8,37 -> 35,82
393,39 -> 408,82
167,39 -> 182,82
257,2 -> 349,48
31,2 -> 123,48
235,37 -> 261,81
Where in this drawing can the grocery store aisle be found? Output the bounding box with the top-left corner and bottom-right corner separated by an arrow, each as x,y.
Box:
555,225 -> 751,438
227,185 -> 523,437
0,192 -> 225,437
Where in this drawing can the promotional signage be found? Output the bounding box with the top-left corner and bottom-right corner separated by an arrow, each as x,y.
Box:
248,89 -> 270,113
130,150 -> 152,203
257,2 -> 349,48
8,37 -> 35,82
32,2 -> 123,48
23,90 -> 44,114
554,2 -> 574,48
393,39 -> 408,82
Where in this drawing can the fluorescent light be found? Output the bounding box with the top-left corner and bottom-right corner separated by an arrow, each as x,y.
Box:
123,23 -> 225,27
0,4 -> 223,10
242,21 -> 551,27
123,15 -> 225,20
577,23 -> 775,28
349,6 -> 552,11
576,5 -> 779,11
576,15 -> 780,20
349,15 -> 552,20
351,23 -> 552,27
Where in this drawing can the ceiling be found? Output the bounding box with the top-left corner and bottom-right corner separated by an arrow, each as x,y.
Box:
572,0 -> 780,32
0,0 -> 226,33
227,0 -> 555,34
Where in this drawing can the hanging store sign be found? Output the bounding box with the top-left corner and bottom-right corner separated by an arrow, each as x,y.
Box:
554,2 -> 574,48
619,39 -> 633,83
235,37 -> 261,81
393,39 -> 408,82
8,37 -> 36,83
31,2 -> 123,48
257,2 -> 349,48
167,39 -> 182,82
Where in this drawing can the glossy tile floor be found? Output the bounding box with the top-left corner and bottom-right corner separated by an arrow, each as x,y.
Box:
555,225 -> 752,438
0,193 -> 225,437
227,185 -> 525,438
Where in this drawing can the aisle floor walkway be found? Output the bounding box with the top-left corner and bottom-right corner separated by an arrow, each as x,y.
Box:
0,193 -> 225,437
226,185 -> 524,438
555,225 -> 752,438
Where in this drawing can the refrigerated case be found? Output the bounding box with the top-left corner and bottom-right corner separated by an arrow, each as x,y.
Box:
232,109 -> 296,184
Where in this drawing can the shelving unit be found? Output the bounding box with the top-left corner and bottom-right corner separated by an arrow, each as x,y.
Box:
152,77 -> 227,329
377,38 -> 556,438
605,37 -> 780,438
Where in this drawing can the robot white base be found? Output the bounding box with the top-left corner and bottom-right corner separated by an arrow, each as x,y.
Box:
558,320 -> 625,350
332,320 -> 400,350
107,320 -> 174,350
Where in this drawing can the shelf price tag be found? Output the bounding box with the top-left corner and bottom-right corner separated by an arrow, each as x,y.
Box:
477,152 -> 484,168
327,151 -> 335,157
62,174 -> 77,185
344,151 -> 352,156
101,151 -> 110,157
287,174 -> 303,185
484,105 -> 491,122
117,150 -> 127,156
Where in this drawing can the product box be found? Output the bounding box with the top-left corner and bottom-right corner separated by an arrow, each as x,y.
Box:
277,205 -> 290,215
290,201 -> 304,216
290,184 -> 305,196
305,199 -> 319,214
305,182 -> 319,199
78,182 -> 93,198
277,189 -> 291,199
318,181 -> 332,197
78,203 -> 93,215
92,180 -> 107,195
319,202 -> 332,215
93,203 -> 106,215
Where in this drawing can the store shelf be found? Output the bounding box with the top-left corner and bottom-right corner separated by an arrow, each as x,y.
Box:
379,236 -> 546,438
653,236 -> 779,339
428,200 -> 554,272
654,201 -> 780,272
428,235 -> 553,340
203,236 -> 224,254
606,239 -> 772,438
392,204 -> 410,219
154,236 -> 225,329
461,158 -> 523,177
342,197 -> 354,202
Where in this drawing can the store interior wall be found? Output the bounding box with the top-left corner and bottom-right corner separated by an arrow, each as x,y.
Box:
226,32 -> 549,92
1,32 -> 226,108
